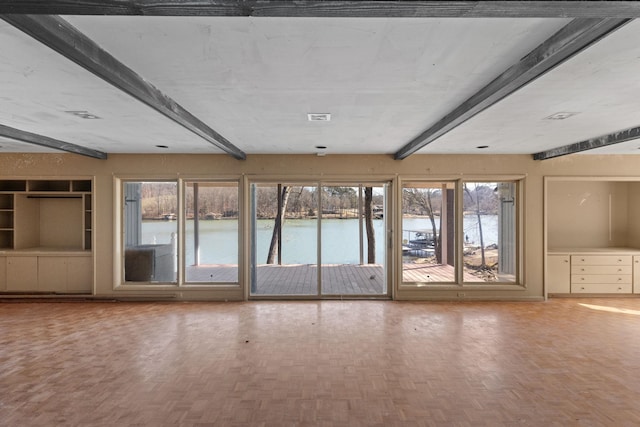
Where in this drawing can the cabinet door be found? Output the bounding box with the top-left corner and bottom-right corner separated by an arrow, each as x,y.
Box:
547,255 -> 570,293
67,257 -> 92,293
38,257 -> 67,292
635,256 -> 640,294
6,256 -> 38,291
0,256 -> 6,291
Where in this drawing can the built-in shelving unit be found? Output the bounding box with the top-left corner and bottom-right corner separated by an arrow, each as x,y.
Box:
546,179 -> 640,296
84,194 -> 92,250
0,193 -> 14,249
0,179 -> 92,251
0,178 -> 93,294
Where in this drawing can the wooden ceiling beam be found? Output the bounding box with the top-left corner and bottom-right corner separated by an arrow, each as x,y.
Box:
2,1 -> 640,18
394,17 -> 631,160
534,126 -> 640,160
0,124 -> 107,159
1,14 -> 247,160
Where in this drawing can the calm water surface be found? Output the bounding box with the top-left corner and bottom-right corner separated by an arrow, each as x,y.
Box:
141,216 -> 498,265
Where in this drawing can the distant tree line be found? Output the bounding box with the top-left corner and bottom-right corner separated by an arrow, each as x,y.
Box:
138,183 -> 385,219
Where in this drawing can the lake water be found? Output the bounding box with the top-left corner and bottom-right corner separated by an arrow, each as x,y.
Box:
141,216 -> 498,265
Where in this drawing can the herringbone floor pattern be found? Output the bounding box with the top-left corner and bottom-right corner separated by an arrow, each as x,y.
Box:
1,299 -> 640,426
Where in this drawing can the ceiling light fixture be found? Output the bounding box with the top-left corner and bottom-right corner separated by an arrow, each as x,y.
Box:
65,110 -> 101,119
308,113 -> 331,122
545,112 -> 579,120
315,145 -> 327,156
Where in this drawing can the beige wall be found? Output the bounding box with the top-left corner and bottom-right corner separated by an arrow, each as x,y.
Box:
628,182 -> 640,248
547,180 -> 630,248
2,152 -> 640,301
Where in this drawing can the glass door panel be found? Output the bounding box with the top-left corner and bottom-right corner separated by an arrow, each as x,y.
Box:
250,184 -> 318,296
321,184 -> 387,296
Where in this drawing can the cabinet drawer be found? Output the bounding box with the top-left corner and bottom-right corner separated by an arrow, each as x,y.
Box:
571,274 -> 632,284
571,265 -> 632,275
571,282 -> 632,293
571,255 -> 631,265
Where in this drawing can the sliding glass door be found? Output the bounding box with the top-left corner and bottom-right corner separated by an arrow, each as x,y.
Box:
250,182 -> 389,298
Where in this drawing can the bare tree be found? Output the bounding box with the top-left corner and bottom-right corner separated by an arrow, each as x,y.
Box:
364,187 -> 375,264
403,188 -> 442,263
464,183 -> 486,268
266,186 -> 291,264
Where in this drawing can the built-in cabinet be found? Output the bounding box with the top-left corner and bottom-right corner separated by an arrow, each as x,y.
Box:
546,179 -> 640,296
547,255 -> 570,294
571,254 -> 632,294
548,250 -> 640,295
0,179 -> 93,294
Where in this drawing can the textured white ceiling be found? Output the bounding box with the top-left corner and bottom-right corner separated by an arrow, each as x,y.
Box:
0,14 -> 637,157
429,19 -> 640,156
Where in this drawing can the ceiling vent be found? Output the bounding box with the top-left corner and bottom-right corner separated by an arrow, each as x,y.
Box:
65,110 -> 101,119
544,112 -> 579,120
308,113 -> 331,122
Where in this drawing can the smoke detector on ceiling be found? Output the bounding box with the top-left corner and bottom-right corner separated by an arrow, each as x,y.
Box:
308,113 -> 331,122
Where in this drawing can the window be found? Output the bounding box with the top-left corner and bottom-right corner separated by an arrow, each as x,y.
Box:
184,181 -> 239,283
402,182 -> 456,283
462,181 -> 517,283
119,179 -> 241,287
402,179 -> 520,285
123,181 -> 177,283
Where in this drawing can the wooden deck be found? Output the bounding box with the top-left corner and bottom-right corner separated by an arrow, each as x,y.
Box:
186,261 -> 493,295
254,264 -> 386,295
402,261 -> 477,282
186,264 -> 386,295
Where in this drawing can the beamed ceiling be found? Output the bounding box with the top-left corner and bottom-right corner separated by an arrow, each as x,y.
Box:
1,1 -> 640,160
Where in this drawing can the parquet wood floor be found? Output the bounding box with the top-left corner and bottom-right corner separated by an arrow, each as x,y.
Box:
2,299 -> 640,426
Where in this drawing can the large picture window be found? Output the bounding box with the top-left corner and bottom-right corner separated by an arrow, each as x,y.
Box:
402,179 -> 520,285
120,179 -> 240,286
